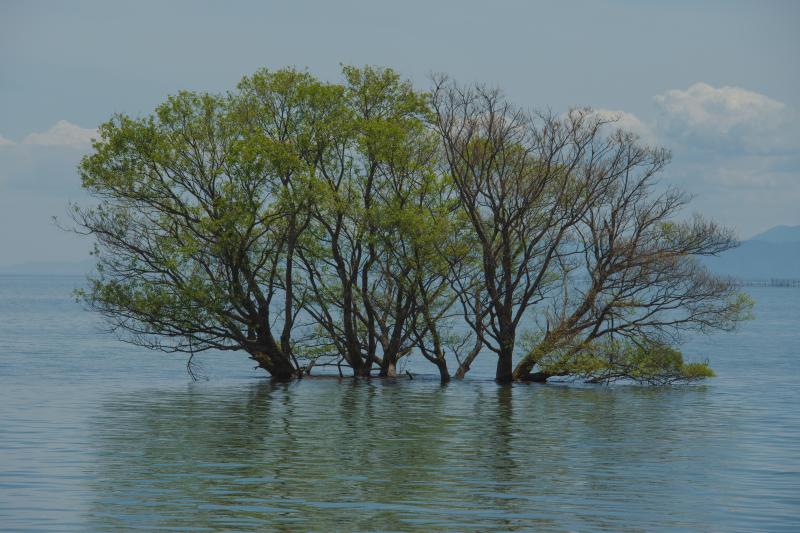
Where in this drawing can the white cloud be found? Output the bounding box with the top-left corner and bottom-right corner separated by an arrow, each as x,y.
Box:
22,120 -> 97,149
592,108 -> 656,144
0,121 -> 96,193
655,82 -> 784,131
654,83 -> 794,153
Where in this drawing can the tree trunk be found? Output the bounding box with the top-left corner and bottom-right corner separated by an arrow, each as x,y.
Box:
281,225 -> 296,358
494,311 -> 516,383
513,333 -> 559,380
514,329 -> 569,381
454,339 -> 482,379
341,291 -> 365,376
437,361 -> 451,384
495,322 -> 515,383
495,346 -> 514,384
250,350 -> 297,381
354,359 -> 371,378
379,341 -> 400,378
513,351 -> 539,381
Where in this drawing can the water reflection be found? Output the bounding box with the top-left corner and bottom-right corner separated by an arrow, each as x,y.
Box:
4,279 -> 798,530
85,380 -> 741,531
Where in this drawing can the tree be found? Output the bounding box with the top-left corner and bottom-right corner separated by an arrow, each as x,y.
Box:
430,78 -> 752,383
510,183 -> 752,384
73,72 -> 335,380
232,67 -> 346,375
293,66 -> 449,379
73,66 -> 750,384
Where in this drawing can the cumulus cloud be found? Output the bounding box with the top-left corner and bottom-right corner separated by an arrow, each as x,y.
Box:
0,121 -> 97,193
21,120 -> 97,149
654,83 -> 795,154
592,108 -> 656,144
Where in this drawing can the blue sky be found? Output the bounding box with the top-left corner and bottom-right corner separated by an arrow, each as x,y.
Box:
1,0 -> 798,265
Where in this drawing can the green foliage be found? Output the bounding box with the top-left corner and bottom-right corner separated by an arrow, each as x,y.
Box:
73,64 -> 750,383
537,338 -> 716,385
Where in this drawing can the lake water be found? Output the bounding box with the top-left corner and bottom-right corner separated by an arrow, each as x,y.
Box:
0,276 -> 798,531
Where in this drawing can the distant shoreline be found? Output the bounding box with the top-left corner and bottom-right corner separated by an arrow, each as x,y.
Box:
733,278 -> 800,288
2,272 -> 799,289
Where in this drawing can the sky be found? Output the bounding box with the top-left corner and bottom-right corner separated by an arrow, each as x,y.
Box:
1,0 -> 798,266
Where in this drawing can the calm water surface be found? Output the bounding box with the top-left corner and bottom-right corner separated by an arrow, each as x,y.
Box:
0,276 -> 798,531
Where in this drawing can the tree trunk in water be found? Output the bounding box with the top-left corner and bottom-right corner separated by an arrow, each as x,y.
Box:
250,351 -> 297,381
379,343 -> 400,378
339,275 -> 367,378
454,346 -> 481,379
512,352 -> 538,381
354,363 -> 371,378
437,362 -> 451,384
512,333 -> 561,380
495,347 -> 514,384
495,318 -> 515,383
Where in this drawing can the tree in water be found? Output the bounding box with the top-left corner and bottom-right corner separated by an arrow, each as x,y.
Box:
73,66 -> 462,381
430,78 -> 752,383
72,66 -> 751,383
74,72 -> 339,380
292,66 -> 441,378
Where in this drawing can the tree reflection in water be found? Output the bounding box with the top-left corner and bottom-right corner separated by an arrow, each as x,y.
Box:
86,379 -> 716,531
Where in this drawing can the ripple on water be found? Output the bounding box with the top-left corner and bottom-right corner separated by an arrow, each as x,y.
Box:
0,277 -> 799,531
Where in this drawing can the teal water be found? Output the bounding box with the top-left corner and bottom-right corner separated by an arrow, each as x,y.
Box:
0,276 -> 798,531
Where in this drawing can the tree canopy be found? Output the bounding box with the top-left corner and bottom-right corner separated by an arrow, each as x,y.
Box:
73,66 -> 752,383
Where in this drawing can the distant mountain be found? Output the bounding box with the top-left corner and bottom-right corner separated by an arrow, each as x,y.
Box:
0,259 -> 95,276
704,241 -> 800,279
702,225 -> 800,279
750,225 -> 800,244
